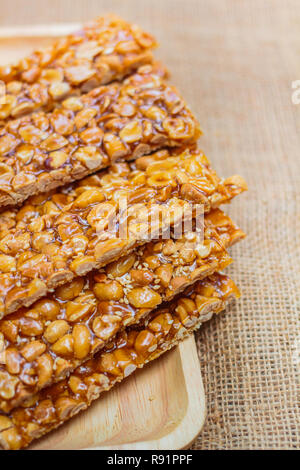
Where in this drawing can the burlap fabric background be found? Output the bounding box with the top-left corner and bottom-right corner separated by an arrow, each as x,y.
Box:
0,0 -> 299,450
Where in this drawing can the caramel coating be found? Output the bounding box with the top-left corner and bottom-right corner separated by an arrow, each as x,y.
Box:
0,147 -> 247,318
0,272 -> 240,450
0,62 -> 201,208
0,15 -> 157,120
0,208 -> 245,413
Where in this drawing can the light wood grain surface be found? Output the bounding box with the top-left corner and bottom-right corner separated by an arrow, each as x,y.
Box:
0,0 -> 299,450
29,337 -> 205,450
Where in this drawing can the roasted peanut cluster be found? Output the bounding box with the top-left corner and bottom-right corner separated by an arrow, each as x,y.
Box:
0,148 -> 247,317
0,208 -> 245,413
0,13 -> 249,452
0,272 -> 239,450
0,15 -> 157,121
0,62 -> 201,208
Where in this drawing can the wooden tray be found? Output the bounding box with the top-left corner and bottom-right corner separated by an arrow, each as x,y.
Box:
31,336 -> 206,450
0,25 -> 206,450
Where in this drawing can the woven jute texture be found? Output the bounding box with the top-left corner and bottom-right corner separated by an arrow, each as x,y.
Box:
0,0 -> 299,450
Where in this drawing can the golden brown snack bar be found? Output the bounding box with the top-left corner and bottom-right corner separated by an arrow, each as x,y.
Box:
0,147 -> 247,317
0,208 -> 245,413
0,63 -> 201,208
0,272 -> 239,450
0,15 -> 157,120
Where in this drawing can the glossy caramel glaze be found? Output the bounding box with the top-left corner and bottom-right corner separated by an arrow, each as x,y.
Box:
0,148 -> 247,317
0,272 -> 240,450
0,62 -> 202,208
0,208 -> 245,413
0,15 -> 157,119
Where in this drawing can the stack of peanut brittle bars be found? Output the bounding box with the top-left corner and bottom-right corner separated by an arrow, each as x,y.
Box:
0,15 -> 247,449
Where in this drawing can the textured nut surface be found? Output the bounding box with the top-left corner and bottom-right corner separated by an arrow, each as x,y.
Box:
127,287 -> 162,309
21,341 -> 46,361
51,335 -> 74,357
93,281 -> 124,301
0,272 -> 239,450
0,58 -> 202,209
0,136 -> 247,413
44,320 -> 70,344
0,14 -> 156,117
0,147 -> 247,321
72,324 -> 91,359
0,207 -> 245,413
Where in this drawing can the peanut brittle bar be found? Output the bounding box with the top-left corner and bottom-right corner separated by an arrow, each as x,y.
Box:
0,272 -> 239,450
0,15 -> 157,120
0,208 -> 245,413
0,148 -> 247,317
0,63 -> 201,208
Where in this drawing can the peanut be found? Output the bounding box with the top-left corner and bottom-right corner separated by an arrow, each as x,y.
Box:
72,324 -> 91,359
195,242 -> 211,259
130,269 -> 154,286
40,134 -> 68,152
92,314 -> 121,341
36,353 -> 53,388
119,120 -> 143,143
68,375 -> 87,395
106,254 -> 136,277
73,146 -> 102,170
148,313 -> 173,335
51,334 -> 74,357
74,108 -> 97,129
103,133 -> 128,160
5,348 -> 21,375
73,189 -> 105,208
93,281 -> 124,301
69,256 -> 95,275
18,317 -> 44,336
21,341 -> 47,361
155,264 -> 173,287
44,320 -> 70,344
134,330 -> 157,355
99,352 -> 121,376
47,151 -> 69,169
127,287 -> 161,309
66,300 -> 94,323
0,371 -> 18,399
33,399 -> 56,425
0,426 -> 22,450
0,255 -> 16,273
34,299 -> 60,321
86,202 -> 116,230
54,396 -> 80,420
56,278 -> 85,301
